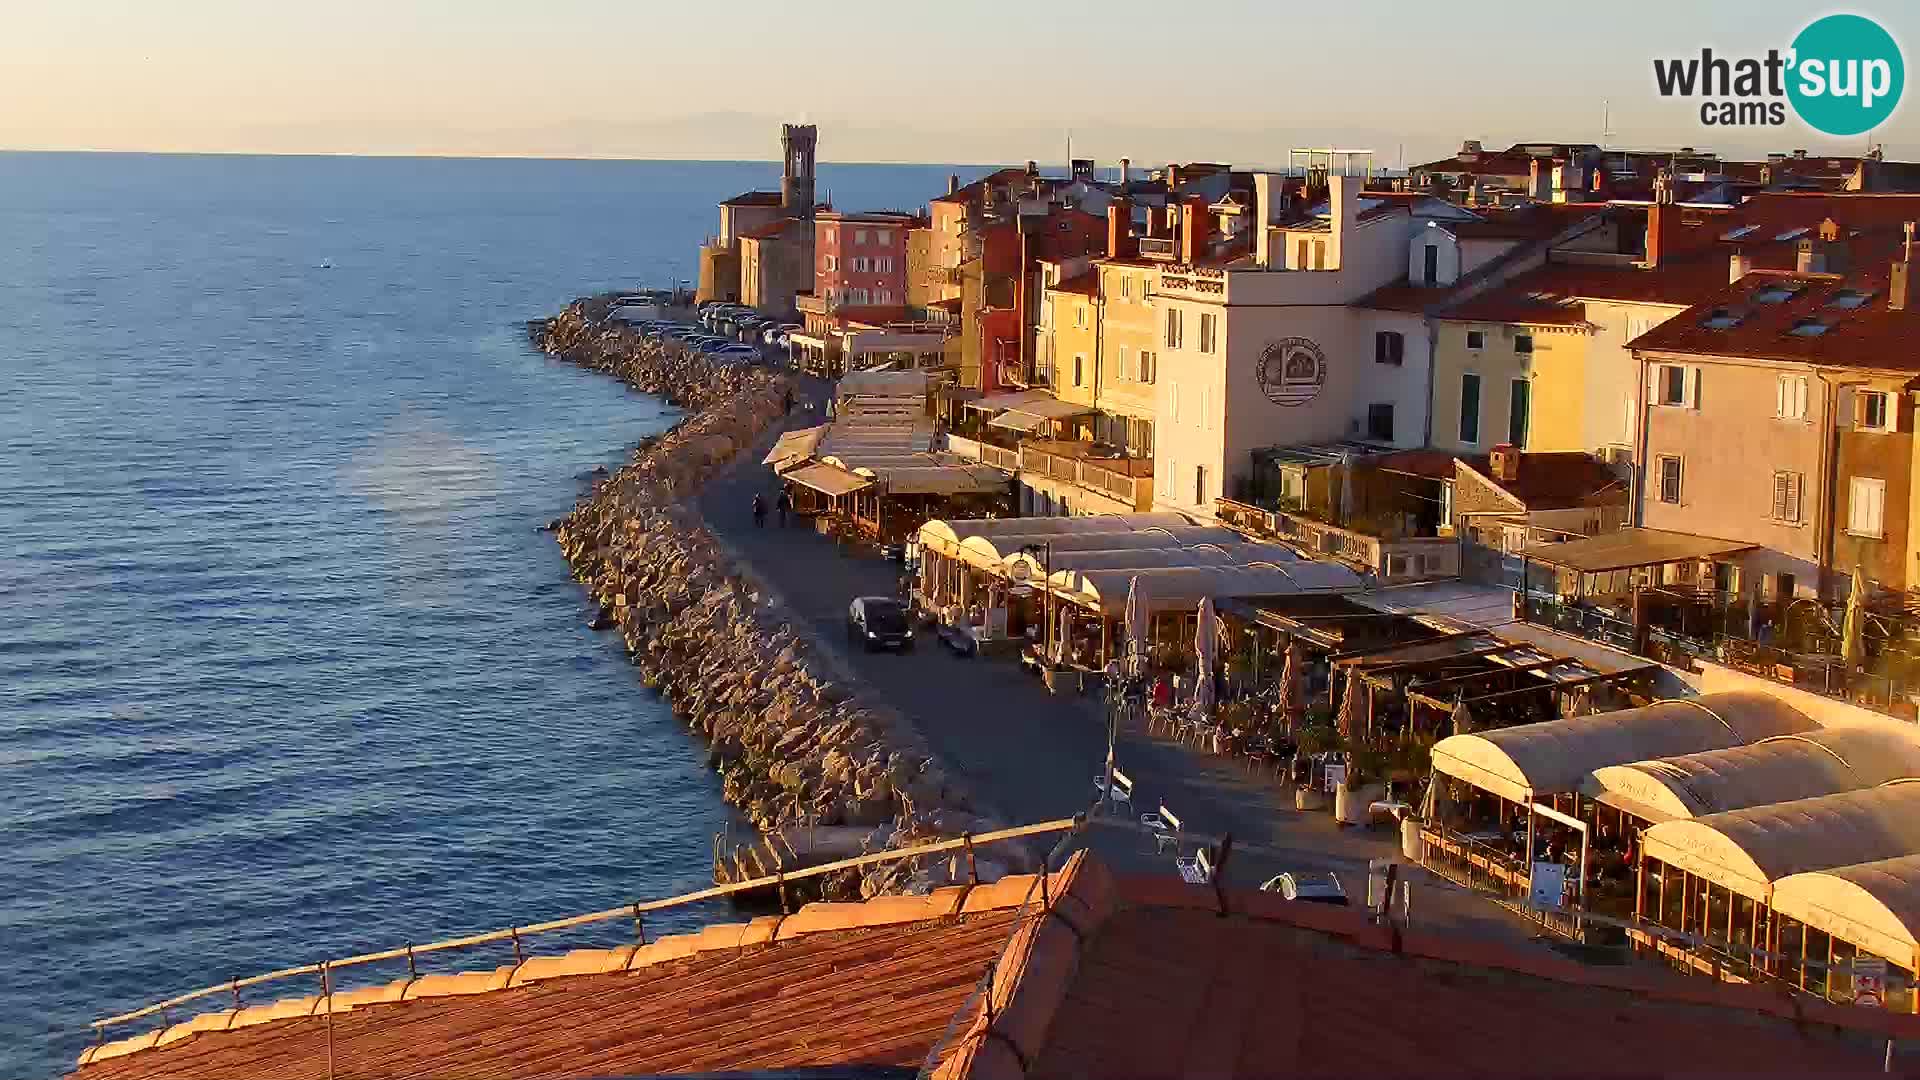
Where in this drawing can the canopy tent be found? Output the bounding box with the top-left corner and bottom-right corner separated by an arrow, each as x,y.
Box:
783,461 -> 874,498
1514,528 -> 1756,574
1048,562 -> 1363,616
858,464 -> 1006,496
957,530 -> 1157,572
917,514 -> 1191,557
1640,781 -> 1920,902
762,425 -> 827,473
985,393 -> 1095,433
986,410 -> 1050,434
1429,692 -> 1816,805
837,370 -> 929,398
1583,726 -> 1920,821
1005,544 -> 1251,580
1771,854 -> 1920,970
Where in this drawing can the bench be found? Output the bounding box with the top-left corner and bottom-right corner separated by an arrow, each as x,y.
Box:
1093,767 -> 1134,815
1177,845 -> 1214,885
1141,804 -> 1182,855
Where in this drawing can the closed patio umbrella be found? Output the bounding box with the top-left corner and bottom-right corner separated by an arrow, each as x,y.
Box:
1842,565 -> 1868,670
1123,574 -> 1148,678
1276,642 -> 1302,736
1057,601 -> 1075,665
1193,596 -> 1217,718
1337,670 -> 1364,741
1450,694 -> 1476,737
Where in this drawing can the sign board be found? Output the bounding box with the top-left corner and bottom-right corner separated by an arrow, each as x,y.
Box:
1529,861 -> 1567,910
1324,763 -> 1347,794
1853,957 -> 1888,1008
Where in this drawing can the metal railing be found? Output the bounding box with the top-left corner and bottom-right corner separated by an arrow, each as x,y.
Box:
980,444 -> 1019,472
89,819 -> 1080,1040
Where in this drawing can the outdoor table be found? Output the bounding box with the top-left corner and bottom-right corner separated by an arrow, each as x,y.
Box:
1368,799 -> 1411,827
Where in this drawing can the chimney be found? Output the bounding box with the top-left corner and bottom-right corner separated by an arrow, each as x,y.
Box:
1729,251 -> 1753,283
1529,158 -> 1551,202
1106,198 -> 1136,259
1645,170 -> 1676,267
1119,157 -> 1131,185
1797,239 -> 1827,274
1166,163 -> 1180,192
1026,160 -> 1038,177
1179,194 -> 1208,265
947,174 -> 960,196
1253,173 -> 1278,267
1490,444 -> 1521,484
1892,260 -> 1910,311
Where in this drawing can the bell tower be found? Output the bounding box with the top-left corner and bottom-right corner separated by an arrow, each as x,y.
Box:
781,124 -> 817,217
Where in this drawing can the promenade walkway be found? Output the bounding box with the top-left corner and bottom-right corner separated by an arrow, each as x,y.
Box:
695,373 -> 1534,944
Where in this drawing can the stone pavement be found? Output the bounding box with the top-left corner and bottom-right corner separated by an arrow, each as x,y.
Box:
695,371 -> 1538,944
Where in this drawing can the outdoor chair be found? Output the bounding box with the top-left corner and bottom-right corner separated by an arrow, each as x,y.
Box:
1092,767 -> 1134,817
1176,845 -> 1213,886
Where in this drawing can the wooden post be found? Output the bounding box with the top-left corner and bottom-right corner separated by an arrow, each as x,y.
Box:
1800,919 -> 1809,990
1635,857 -> 1646,921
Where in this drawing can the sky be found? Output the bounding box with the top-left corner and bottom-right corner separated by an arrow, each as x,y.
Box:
3,0 -> 1915,167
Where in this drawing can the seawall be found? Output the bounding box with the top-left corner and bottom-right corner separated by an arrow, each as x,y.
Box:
536,302 -> 1006,897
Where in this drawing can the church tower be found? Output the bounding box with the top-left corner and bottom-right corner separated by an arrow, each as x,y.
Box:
781,124 -> 817,217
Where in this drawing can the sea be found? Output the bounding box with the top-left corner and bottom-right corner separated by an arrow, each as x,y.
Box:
0,151 -> 984,1078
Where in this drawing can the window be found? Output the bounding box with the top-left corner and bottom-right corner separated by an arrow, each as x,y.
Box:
1117,344 -> 1130,380
1165,308 -> 1183,349
824,254 -> 837,272
1849,476 -> 1886,538
1076,305 -> 1085,328
1120,276 -> 1131,300
1776,572 -> 1797,601
1073,354 -> 1084,387
1514,334 -> 1534,355
1367,403 -> 1394,442
1459,372 -> 1482,444
1375,331 -> 1404,366
1771,471 -> 1803,523
1776,375 -> 1809,420
1422,244 -> 1439,285
1194,465 -> 1208,506
1296,238 -> 1308,267
1509,379 -> 1531,448
1655,364 -> 1687,406
1856,389 -> 1893,432
1466,330 -> 1485,350
1312,240 -> 1326,269
875,230 -> 889,247
1199,312 -> 1217,353
855,229 -> 869,245
1140,349 -> 1156,384
1132,418 -> 1154,459
1656,455 -> 1683,504
879,257 -> 893,273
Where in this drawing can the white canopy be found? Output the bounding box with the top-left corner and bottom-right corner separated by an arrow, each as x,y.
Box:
916,514 -> 1193,557
1583,726 -> 1920,821
1772,854 -> 1920,970
762,425 -> 827,472
1641,781 -> 1920,902
837,370 -> 929,398
1430,692 -> 1815,805
1049,562 -> 1363,616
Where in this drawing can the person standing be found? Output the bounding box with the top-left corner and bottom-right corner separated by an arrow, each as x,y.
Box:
751,494 -> 766,528
775,490 -> 788,527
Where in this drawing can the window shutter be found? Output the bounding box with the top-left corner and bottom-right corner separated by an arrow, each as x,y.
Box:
1646,366 -> 1661,405
1687,366 -> 1703,409
1839,386 -> 1857,428
1776,377 -> 1788,418
1773,472 -> 1789,519
1788,473 -> 1802,522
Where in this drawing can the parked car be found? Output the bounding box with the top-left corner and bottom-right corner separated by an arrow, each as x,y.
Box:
847,597 -> 913,652
714,344 -> 758,361
1259,872 -> 1349,905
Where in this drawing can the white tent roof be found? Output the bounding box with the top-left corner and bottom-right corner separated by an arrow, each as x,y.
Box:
1641,781 -> 1920,901
1430,692 -> 1815,804
1049,562 -> 1363,616
1772,854 -> 1920,969
762,425 -> 828,472
916,514 -> 1193,557
1583,726 -> 1920,821
837,370 -> 929,398
1004,541 -> 1298,579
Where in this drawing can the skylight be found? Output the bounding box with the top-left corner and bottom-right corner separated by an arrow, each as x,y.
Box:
1702,308 -> 1743,329
1754,285 -> 1796,304
1828,289 -> 1871,309
1721,224 -> 1761,241
1774,226 -> 1810,241
1788,317 -> 1830,337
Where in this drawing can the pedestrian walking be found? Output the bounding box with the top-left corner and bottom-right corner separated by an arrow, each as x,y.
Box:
783,387 -> 795,415
775,490 -> 789,527
751,493 -> 766,528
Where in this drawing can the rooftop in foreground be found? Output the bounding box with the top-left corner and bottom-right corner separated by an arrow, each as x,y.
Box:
72,849 -> 1919,1079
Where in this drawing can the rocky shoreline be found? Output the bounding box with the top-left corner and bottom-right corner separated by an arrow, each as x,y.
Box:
535,302 -> 1008,898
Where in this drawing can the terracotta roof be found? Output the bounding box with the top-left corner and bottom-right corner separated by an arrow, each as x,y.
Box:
1353,277 -> 1450,314
721,190 -> 785,207
1458,452 -> 1628,511
72,872 -> 1061,1079
931,168 -> 1040,207
1441,282 -> 1593,327
1371,448 -> 1470,480
1446,202 -> 1607,240
1629,262 -> 1920,368
936,856 -> 1915,1079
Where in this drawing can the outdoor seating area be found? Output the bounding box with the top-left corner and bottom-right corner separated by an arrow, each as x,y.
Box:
1417,688 -> 1920,1008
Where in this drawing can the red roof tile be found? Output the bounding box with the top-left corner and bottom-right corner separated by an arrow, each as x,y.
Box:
1046,271 -> 1097,297
1458,452 -> 1628,511
1441,284 -> 1593,327
1630,261 -> 1920,368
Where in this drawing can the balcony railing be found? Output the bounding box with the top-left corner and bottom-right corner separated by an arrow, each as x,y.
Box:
1018,445 -> 1153,511
1136,236 -> 1176,258
980,443 -> 1020,472
1215,498 -> 1456,581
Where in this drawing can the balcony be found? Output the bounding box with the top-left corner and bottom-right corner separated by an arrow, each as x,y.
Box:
1215,497 -> 1458,582
1136,236 -> 1176,259
795,293 -> 828,316
980,443 -> 1020,472
1018,440 -> 1153,511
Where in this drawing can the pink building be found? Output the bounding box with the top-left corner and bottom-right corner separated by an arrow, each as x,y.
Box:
815,211 -> 918,310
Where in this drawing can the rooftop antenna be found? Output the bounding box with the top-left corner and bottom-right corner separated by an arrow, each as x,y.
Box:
1601,100 -> 1617,151
1066,129 -> 1073,174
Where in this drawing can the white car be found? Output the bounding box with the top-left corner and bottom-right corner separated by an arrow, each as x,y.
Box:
1259,872 -> 1349,905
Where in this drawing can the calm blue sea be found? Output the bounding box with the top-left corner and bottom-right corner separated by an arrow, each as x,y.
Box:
0,151 -> 980,1078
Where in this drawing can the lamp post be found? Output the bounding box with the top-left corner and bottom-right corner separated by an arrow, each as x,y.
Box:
1022,540 -> 1053,661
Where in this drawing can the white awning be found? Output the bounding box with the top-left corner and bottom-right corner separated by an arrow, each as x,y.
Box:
988,410 -> 1050,434
1642,781 -> 1920,902
762,425 -> 827,472
784,462 -> 873,498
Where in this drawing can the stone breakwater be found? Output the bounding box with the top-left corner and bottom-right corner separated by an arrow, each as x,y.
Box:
536,303 -> 1010,897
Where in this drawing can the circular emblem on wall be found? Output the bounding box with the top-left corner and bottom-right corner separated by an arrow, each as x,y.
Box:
1256,337 -> 1328,407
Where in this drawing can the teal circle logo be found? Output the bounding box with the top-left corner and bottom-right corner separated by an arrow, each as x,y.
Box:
1788,14 -> 1904,136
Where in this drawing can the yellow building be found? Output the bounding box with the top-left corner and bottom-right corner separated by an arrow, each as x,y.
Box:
1430,303 -> 1592,455
1092,258 -> 1160,459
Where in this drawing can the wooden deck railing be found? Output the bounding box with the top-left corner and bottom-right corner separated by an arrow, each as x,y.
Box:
89,818 -> 1081,1037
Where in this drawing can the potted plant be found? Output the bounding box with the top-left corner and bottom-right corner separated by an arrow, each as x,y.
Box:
1335,746 -> 1391,826
1292,723 -> 1340,811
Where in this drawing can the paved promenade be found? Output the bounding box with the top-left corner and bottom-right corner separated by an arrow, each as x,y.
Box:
695,372 -> 1535,944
